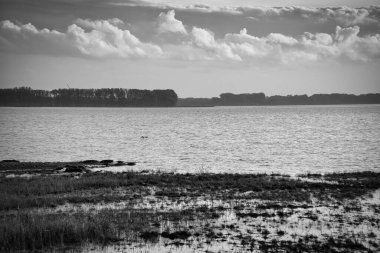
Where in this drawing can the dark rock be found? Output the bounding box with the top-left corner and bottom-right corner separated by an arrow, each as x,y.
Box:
140,231 -> 160,241
161,231 -> 191,240
100,160 -> 113,165
55,166 -> 64,171
81,160 -> 98,164
65,165 -> 86,173
236,212 -> 275,219
1,160 -> 20,163
114,161 -> 126,166
126,162 -> 136,166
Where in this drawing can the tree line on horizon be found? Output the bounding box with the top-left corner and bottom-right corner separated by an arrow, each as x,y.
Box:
177,92 -> 380,106
0,87 -> 379,107
0,87 -> 178,107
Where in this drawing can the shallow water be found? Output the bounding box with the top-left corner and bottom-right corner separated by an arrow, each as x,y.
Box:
51,187 -> 380,253
0,105 -> 379,174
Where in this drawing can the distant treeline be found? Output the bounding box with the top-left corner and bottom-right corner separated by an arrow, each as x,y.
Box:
1,88 -> 379,107
0,87 -> 178,107
177,93 -> 380,106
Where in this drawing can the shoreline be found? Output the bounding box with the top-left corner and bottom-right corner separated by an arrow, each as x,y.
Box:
1,103 -> 380,108
1,160 -> 378,176
1,161 -> 379,252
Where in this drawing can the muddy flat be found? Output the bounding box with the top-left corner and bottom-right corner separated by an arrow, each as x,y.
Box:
0,161 -> 379,252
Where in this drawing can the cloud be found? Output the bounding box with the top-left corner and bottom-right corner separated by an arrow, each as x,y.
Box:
1,12 -> 380,64
0,19 -> 162,59
0,20 -> 73,56
75,18 -> 125,29
113,2 -> 380,27
182,24 -> 380,63
235,6 -> 380,26
186,5 -> 380,27
67,19 -> 162,58
161,4 -> 380,34
190,27 -> 240,61
157,10 -> 187,34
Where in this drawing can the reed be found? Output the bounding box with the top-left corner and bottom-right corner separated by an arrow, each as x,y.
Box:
0,209 -> 157,251
1,171 -> 379,210
0,170 -> 378,252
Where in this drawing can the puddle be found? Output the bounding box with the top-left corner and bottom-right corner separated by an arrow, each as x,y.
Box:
5,173 -> 36,178
88,165 -> 137,173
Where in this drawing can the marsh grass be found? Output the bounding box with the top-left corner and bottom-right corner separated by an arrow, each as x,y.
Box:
1,209 -> 171,251
0,207 -> 213,251
1,168 -> 379,251
0,210 -> 124,251
1,171 -> 380,210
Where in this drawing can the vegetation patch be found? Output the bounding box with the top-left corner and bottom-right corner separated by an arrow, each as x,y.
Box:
0,163 -> 379,252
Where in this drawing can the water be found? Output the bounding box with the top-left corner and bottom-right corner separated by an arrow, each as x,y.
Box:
0,105 -> 379,174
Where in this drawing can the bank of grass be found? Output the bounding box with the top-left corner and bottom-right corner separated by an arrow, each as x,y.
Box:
1,210 -> 124,251
1,171 -> 380,210
0,169 -> 379,251
0,208 -> 163,251
0,207 -> 216,251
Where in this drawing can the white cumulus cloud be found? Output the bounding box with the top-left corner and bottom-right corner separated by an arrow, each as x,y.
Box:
167,23 -> 380,63
171,5 -> 380,28
0,19 -> 162,59
1,12 -> 380,64
190,27 -> 241,61
157,10 -> 187,34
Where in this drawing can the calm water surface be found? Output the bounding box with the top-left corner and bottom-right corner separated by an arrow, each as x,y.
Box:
0,105 -> 379,174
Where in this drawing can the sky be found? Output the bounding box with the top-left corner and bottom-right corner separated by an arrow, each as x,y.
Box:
0,0 -> 380,97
